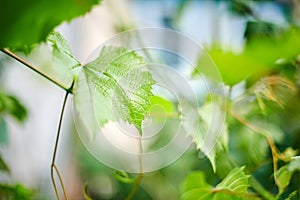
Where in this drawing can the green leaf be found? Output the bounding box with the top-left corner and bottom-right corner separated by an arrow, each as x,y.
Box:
196,27 -> 300,85
228,0 -> 252,16
230,126 -> 268,167
0,155 -> 9,173
286,189 -> 300,200
213,193 -> 244,200
0,92 -> 27,122
0,184 -> 33,200
282,148 -> 298,161
181,189 -> 212,200
0,0 -> 101,50
180,168 -> 251,200
0,118 -> 8,145
287,156 -> 300,172
75,46 -> 155,135
216,166 -> 251,195
149,95 -> 175,114
181,172 -> 213,200
276,156 -> 300,194
193,102 -> 228,172
276,166 -> 292,194
47,31 -> 81,77
182,171 -> 213,192
146,95 -> 177,124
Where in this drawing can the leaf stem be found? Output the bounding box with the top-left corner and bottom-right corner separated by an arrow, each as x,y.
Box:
51,81 -> 74,200
249,177 -> 276,200
1,48 -> 70,93
125,136 -> 144,200
230,110 -> 281,193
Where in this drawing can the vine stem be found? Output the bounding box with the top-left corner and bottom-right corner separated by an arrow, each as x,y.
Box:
230,110 -> 282,189
51,81 -> 74,200
1,48 -> 70,92
125,136 -> 144,200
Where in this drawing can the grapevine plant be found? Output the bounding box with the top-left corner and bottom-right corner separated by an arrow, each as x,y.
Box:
1,0 -> 300,200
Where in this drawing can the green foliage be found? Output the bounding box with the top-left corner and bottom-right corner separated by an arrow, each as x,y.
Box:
0,184 -> 34,200
47,31 -> 81,77
276,156 -> 300,196
0,118 -> 8,145
0,92 -> 27,122
76,46 -> 155,135
193,102 -> 228,172
0,155 -> 9,173
1,0 -> 300,199
0,0 -> 101,51
149,95 -> 175,114
180,167 -> 251,200
181,171 -> 212,192
230,127 -> 268,168
215,166 -> 250,194
197,27 -> 300,85
228,0 -> 252,16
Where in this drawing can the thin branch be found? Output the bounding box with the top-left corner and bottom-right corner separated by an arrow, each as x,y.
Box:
125,173 -> 144,200
230,110 -> 281,188
51,81 -> 74,200
51,164 -> 68,200
1,48 -> 70,92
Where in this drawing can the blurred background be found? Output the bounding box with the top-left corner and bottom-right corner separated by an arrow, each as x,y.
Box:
1,0 -> 300,199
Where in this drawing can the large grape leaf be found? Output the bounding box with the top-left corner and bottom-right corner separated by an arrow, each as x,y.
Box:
180,167 -> 251,200
75,46 -> 155,135
0,0 -> 101,50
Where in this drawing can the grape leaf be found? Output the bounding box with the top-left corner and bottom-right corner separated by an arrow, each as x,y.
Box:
182,171 -> 213,192
47,31 -> 81,71
276,156 -> 300,195
215,166 -> 250,194
180,171 -> 213,200
0,0 -> 101,50
276,165 -> 292,195
75,46 -> 155,135
193,102 -> 228,172
180,167 -> 251,200
196,27 -> 300,85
